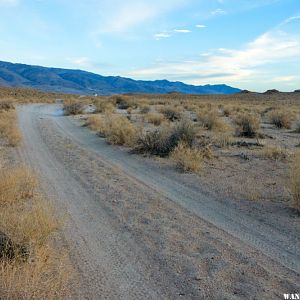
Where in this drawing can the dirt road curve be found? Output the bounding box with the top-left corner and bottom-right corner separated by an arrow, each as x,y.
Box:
17,104 -> 300,299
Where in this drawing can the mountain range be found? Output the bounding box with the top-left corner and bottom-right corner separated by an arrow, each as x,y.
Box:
0,61 -> 240,95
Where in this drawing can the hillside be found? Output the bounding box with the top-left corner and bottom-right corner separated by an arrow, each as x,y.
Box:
0,61 -> 240,95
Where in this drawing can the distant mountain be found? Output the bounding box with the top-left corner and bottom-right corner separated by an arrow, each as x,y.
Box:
0,61 -> 240,95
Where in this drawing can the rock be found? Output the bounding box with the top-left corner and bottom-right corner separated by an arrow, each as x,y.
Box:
0,231 -> 29,261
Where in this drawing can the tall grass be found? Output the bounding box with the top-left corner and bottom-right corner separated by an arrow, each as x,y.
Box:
0,111 -> 22,146
170,142 -> 203,172
0,165 -> 72,299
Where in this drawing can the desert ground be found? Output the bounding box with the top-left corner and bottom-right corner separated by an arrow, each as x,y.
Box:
0,87 -> 300,299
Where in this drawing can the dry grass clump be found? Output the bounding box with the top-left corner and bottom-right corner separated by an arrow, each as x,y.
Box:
134,120 -> 195,157
0,164 -> 72,299
94,101 -> 115,114
63,102 -> 84,115
0,100 -> 15,111
290,152 -> 300,214
268,109 -> 294,129
85,115 -> 104,131
0,245 -> 71,300
170,142 -> 203,172
0,111 -> 22,146
212,133 -> 235,148
160,106 -> 181,121
145,112 -> 165,126
198,110 -> 229,132
92,114 -> 138,146
140,105 -> 151,114
114,96 -> 137,110
262,145 -> 288,160
0,166 -> 37,205
234,113 -> 260,137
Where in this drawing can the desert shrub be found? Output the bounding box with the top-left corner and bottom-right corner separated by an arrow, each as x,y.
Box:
262,145 -> 288,160
160,106 -> 181,121
290,152 -> 300,214
140,105 -> 151,114
96,114 -> 138,146
134,120 -> 196,157
114,96 -> 136,110
94,101 -> 115,114
146,112 -> 165,126
0,100 -> 14,111
235,113 -> 260,137
85,115 -> 104,131
63,102 -> 84,115
170,142 -> 203,172
198,110 -> 229,131
269,110 -> 294,129
115,96 -> 130,109
223,107 -> 231,117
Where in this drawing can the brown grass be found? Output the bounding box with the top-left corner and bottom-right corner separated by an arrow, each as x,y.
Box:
63,102 -> 84,115
0,166 -> 37,205
0,165 -> 72,299
269,109 -> 294,129
0,100 -> 15,111
145,112 -> 165,126
0,111 -> 22,146
170,142 -> 203,172
290,152 -> 300,214
88,113 -> 139,146
198,110 -> 228,132
234,113 -> 260,137
262,145 -> 288,160
0,245 -> 72,300
160,106 -> 181,121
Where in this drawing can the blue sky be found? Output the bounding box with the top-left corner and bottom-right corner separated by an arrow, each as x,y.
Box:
0,0 -> 299,91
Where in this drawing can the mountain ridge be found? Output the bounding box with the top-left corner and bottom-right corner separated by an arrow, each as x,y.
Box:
0,61 -> 241,95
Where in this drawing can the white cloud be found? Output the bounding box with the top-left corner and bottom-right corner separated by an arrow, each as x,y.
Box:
174,29 -> 191,33
154,32 -> 171,40
196,24 -> 206,28
127,16 -> 300,90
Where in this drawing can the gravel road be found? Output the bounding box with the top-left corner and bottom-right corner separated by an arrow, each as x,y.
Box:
17,104 -> 300,299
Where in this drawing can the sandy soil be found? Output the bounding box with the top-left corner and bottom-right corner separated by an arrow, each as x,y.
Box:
17,104 -> 300,299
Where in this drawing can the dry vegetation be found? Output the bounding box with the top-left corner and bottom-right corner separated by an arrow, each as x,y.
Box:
290,152 -> 300,214
0,110 -> 22,146
1,86 -> 300,212
0,100 -> 72,299
70,91 -> 300,212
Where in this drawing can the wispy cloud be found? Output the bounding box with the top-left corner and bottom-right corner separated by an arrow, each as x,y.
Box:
196,24 -> 206,28
154,32 -> 171,40
128,15 -> 300,90
211,8 -> 226,15
174,29 -> 191,33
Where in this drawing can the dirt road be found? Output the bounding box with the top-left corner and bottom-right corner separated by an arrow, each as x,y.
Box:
17,104 -> 300,299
